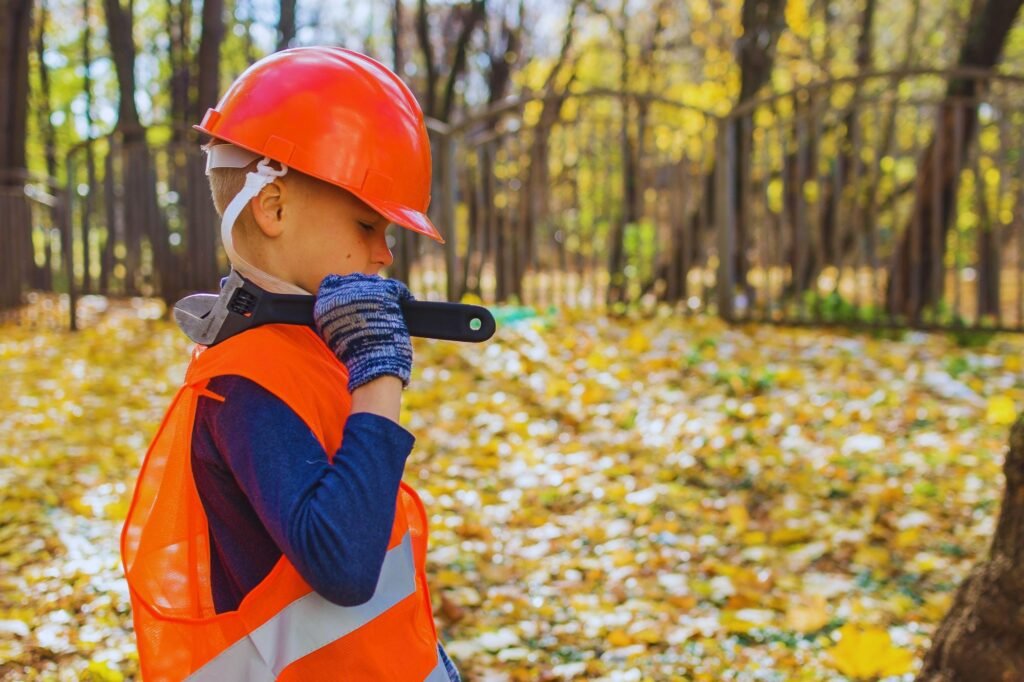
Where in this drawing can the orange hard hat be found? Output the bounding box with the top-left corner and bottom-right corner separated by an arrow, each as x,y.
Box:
195,46 -> 442,243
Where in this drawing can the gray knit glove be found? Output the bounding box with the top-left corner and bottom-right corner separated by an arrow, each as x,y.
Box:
313,273 -> 414,392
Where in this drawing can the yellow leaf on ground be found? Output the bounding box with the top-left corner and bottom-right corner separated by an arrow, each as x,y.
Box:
853,545 -> 890,569
785,594 -> 829,633
986,395 -> 1017,425
607,629 -> 632,647
727,504 -> 750,533
624,330 -> 651,353
83,661 -> 125,682
829,624 -> 914,679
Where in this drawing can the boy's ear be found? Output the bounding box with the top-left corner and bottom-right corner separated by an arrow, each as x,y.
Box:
250,180 -> 286,238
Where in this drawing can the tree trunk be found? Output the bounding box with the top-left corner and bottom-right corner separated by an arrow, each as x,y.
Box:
728,0 -> 787,301
391,0 -> 414,286
103,0 -> 173,300
788,0 -> 877,298
0,0 -> 34,310
916,416 -> 1024,681
886,0 -> 1024,321
606,0 -> 640,307
103,0 -> 143,295
409,0 -> 485,294
103,0 -> 143,140
276,0 -> 296,51
414,0 -> 437,118
166,0 -> 190,139
682,0 -> 786,313
81,0 -> 98,294
185,0 -> 225,294
517,0 -> 579,303
34,0 -> 57,291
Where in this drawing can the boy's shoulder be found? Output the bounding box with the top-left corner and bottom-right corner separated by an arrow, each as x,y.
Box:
188,324 -> 346,389
195,324 -> 322,365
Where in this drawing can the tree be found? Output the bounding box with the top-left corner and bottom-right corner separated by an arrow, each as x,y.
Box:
0,0 -> 34,310
886,0 -> 1024,321
277,0 -> 297,51
80,0 -> 99,294
917,416 -> 1024,681
414,0 -> 486,122
393,0 -> 485,287
453,0 -> 579,301
786,0 -> 881,297
34,0 -> 58,291
663,0 -> 786,316
605,0 -> 671,306
505,0 -> 579,304
102,0 -> 174,298
481,0 -> 527,302
720,0 -> 787,313
185,0 -> 226,293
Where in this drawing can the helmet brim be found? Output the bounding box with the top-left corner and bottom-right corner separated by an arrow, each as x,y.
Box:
368,199 -> 446,244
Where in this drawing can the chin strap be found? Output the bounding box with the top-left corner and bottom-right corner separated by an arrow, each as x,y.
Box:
209,146 -> 311,295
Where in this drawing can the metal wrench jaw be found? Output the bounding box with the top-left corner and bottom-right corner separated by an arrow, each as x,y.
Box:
172,270 -> 250,345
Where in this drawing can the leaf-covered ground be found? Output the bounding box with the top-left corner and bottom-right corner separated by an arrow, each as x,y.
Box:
2,304 -> 1022,681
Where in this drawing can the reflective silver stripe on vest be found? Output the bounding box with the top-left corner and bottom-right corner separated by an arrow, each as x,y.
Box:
187,532 -> 438,680
424,654 -> 451,682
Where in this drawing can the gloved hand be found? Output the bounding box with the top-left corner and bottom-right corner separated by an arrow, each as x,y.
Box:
313,273 -> 414,392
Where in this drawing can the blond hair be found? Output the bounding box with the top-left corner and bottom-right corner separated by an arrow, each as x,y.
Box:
205,141 -> 259,237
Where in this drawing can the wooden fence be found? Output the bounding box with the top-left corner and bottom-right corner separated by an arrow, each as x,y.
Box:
4,69 -> 1024,332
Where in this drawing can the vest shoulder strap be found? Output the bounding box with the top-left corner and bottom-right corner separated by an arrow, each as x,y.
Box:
185,325 -> 350,452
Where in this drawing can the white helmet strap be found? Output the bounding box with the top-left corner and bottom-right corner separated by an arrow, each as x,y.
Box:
206,144 -> 311,295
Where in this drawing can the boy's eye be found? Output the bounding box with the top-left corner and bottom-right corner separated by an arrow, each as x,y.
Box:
358,222 -> 375,232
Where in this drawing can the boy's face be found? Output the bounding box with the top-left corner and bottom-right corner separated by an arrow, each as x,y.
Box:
247,172 -> 396,294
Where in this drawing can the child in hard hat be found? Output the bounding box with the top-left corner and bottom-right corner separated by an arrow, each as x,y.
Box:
120,47 -> 459,681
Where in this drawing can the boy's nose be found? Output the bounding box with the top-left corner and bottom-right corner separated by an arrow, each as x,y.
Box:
373,233 -> 394,269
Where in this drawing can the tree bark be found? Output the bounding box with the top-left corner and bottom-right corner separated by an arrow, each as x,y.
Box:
787,0 -> 877,297
886,0 -> 1024,321
103,0 -> 174,300
392,0 -> 403,73
185,0 -> 225,295
678,0 -> 786,314
81,0 -> 99,294
916,416 -> 1024,681
605,0 -> 667,306
439,0 -> 485,122
277,0 -> 296,51
391,0 -> 415,286
166,0 -> 190,138
727,0 -> 787,302
103,0 -> 143,140
521,0 -> 580,294
34,0 -> 57,291
408,0 -> 485,296
414,0 -> 437,118
483,0 -> 525,302
0,0 -> 34,310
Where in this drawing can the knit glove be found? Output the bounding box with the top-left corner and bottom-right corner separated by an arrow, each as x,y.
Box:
313,273 -> 414,392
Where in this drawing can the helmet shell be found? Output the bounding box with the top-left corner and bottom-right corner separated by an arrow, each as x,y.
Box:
195,47 -> 442,242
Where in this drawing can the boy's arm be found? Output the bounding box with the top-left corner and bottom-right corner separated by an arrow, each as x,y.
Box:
203,374 -> 414,606
351,375 -> 403,423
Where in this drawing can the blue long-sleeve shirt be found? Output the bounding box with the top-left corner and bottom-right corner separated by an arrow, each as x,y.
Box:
190,374 -> 459,680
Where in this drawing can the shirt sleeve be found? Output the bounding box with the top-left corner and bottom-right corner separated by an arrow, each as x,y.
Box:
204,374 -> 415,606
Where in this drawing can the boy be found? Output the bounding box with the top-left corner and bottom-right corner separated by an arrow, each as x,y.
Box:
120,47 -> 460,681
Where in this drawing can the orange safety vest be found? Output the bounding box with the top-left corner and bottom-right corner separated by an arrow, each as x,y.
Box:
121,324 -> 446,681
